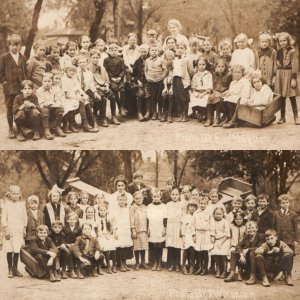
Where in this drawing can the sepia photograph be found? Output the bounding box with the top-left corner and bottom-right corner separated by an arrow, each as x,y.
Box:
0,0 -> 300,300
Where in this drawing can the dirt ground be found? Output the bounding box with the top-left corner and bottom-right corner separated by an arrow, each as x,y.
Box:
1,250 -> 299,300
1,101 -> 300,150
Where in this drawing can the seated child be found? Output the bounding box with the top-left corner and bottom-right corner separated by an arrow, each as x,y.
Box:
225,221 -> 265,284
46,45 -> 62,72
26,195 -> 45,244
227,197 -> 243,223
72,223 -> 103,278
36,72 -> 65,140
49,220 -> 70,279
12,80 -> 41,142
218,40 -> 232,66
161,50 -> 175,123
255,229 -> 294,287
103,43 -> 127,116
132,44 -> 149,122
29,225 -> 59,282
190,57 -> 213,124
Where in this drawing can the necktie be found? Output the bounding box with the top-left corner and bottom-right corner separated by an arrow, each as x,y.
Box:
101,219 -> 104,231
81,70 -> 85,90
83,238 -> 90,255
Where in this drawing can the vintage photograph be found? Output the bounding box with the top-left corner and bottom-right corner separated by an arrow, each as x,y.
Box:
0,150 -> 300,300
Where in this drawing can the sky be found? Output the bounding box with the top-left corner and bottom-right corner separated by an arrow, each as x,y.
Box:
38,9 -> 68,29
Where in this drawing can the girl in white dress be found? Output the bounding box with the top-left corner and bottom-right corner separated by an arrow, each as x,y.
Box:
181,201 -> 198,275
77,191 -> 90,219
97,203 -> 117,274
111,193 -> 133,272
147,188 -> 167,271
193,196 -> 214,275
166,187 -> 184,272
210,207 -> 231,279
1,185 -> 27,278
79,206 -> 98,238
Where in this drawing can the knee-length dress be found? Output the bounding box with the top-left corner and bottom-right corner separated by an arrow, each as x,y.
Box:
210,218 -> 231,255
147,203 -> 167,246
190,71 -> 213,107
194,208 -> 213,251
129,203 -> 148,251
97,216 -> 116,251
112,206 -> 133,248
180,213 -> 196,250
165,201 -> 184,249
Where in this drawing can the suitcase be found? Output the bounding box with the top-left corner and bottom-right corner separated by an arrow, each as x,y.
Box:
237,94 -> 281,127
20,246 -> 48,278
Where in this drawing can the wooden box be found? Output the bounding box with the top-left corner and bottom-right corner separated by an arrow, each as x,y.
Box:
237,94 -> 281,127
20,246 -> 48,278
218,177 -> 253,204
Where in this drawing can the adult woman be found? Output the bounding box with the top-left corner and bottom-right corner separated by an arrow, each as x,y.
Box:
163,19 -> 189,49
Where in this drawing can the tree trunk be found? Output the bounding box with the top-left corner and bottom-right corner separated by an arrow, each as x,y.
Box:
155,151 -> 160,188
112,0 -> 118,39
173,151 -> 178,186
89,0 -> 106,42
24,0 -> 44,59
120,151 -> 133,183
137,0 -> 144,45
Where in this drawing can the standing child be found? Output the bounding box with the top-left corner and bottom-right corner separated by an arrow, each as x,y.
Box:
190,57 -> 213,124
26,195 -> 45,244
0,34 -> 27,138
72,223 -> 102,278
255,32 -> 276,87
275,32 -> 300,124
166,187 -> 184,272
80,206 -> 98,238
95,39 -> 108,66
164,37 -> 177,53
29,225 -> 59,282
244,194 -> 259,222
219,41 -> 232,66
161,50 -> 175,123
26,40 -> 52,89
78,191 -> 90,217
187,37 -> 202,77
52,69 -> 79,134
60,41 -> 78,72
130,191 -> 149,270
147,188 -> 167,271
78,35 -> 91,59
47,45 -> 62,72
230,33 -> 255,76
172,41 -> 191,122
103,43 -> 127,116
193,196 -> 214,275
210,207 -> 231,279
161,177 -> 174,204
207,188 -> 227,218
65,191 -> 84,221
132,44 -> 149,122
256,193 -> 273,235
36,72 -> 65,139
112,193 -> 133,272
1,185 -> 27,277
12,80 -> 42,141
44,185 -> 66,230
227,197 -> 243,223
145,29 -> 161,50
144,45 -> 167,120
97,203 -> 117,273
209,59 -> 232,126
201,39 -> 218,71
181,201 -> 197,275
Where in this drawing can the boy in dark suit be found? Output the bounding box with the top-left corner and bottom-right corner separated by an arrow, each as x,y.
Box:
25,195 -> 45,244
29,225 -> 60,282
0,34 -> 27,138
256,193 -> 273,235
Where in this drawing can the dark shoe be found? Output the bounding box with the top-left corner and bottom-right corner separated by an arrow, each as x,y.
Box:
277,118 -> 286,124
61,271 -> 68,279
138,113 -> 144,122
135,263 -> 140,270
168,264 -> 174,272
294,116 -> 300,125
157,111 -> 162,120
106,266 -> 112,274
182,266 -> 188,275
215,268 -> 220,278
261,275 -> 270,287
286,275 -> 294,286
12,268 -> 23,277
156,262 -> 162,271
83,123 -> 98,132
182,114 -> 189,122
119,265 -> 126,272
111,115 -> 121,125
151,262 -> 157,271
70,270 -> 78,279
97,266 -> 103,275
278,272 -> 286,281
17,133 -> 26,142
120,107 -> 127,116
167,116 -> 173,123
8,129 -> 16,139
189,265 -> 194,275
100,118 -> 109,127
200,268 -> 208,276
140,264 -> 149,270
194,267 -> 202,275
77,269 -> 84,279
62,125 -> 72,134
246,274 -> 256,285
69,125 -> 79,133
204,119 -> 212,127
224,271 -> 236,282
49,272 -> 56,282
151,112 -> 157,120
112,266 -> 118,273
54,271 -> 61,281
44,128 -> 54,140
212,118 -> 221,127
124,264 -> 130,271
32,132 -> 40,140
237,269 -> 243,281
55,126 -> 66,137
92,267 -> 99,277
8,267 -> 14,278
223,122 -> 238,128
175,265 -> 181,272
160,113 -> 166,122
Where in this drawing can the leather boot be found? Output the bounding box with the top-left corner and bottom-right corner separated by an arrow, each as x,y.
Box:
278,97 -> 286,124
8,267 -> 13,278
12,267 -> 23,277
189,265 -> 195,275
215,266 -> 221,278
97,266 -> 104,275
213,105 -> 221,127
68,112 -> 79,132
286,274 -> 294,286
54,270 -> 61,281
261,275 -> 270,287
151,101 -> 157,120
77,268 -> 84,279
92,267 -> 99,277
182,265 -> 188,275
61,270 -> 68,279
70,269 -> 77,279
137,98 -> 144,121
160,112 -> 166,122
156,258 -> 162,271
237,268 -> 243,281
220,260 -> 227,278
49,271 -> 57,282
151,261 -> 157,271
204,104 -> 213,127
119,263 -> 126,272
44,128 -> 54,140
293,110 -> 300,125
246,273 -> 256,285
83,121 -> 97,132
168,264 -> 174,272
144,98 -> 151,120
99,98 -> 109,127
182,102 -> 189,122
112,266 -> 118,273
111,115 -> 120,125
55,126 -> 66,137
106,265 -> 112,274
224,271 -> 236,282
8,128 -> 16,139
32,132 -> 40,140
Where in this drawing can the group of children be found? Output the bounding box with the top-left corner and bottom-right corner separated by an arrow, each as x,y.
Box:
0,25 -> 299,141
1,172 -> 298,288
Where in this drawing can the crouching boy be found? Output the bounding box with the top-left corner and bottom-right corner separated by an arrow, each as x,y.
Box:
71,222 -> 103,279
29,225 -> 60,282
255,229 -> 294,287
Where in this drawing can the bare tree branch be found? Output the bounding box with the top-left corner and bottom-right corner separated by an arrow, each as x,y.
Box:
128,0 -> 138,18
34,155 -> 51,189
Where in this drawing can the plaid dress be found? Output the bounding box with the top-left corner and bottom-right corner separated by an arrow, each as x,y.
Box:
130,204 -> 148,250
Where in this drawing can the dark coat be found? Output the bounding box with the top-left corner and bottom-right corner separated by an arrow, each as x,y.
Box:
257,207 -> 274,235
26,209 -> 45,241
235,233 -> 265,253
12,94 -> 42,115
273,210 -> 299,246
72,235 -> 101,258
49,231 -> 66,247
63,224 -> 82,245
0,52 -> 27,95
127,182 -> 152,206
29,236 -> 58,257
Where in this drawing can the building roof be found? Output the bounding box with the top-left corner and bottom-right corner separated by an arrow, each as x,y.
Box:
45,28 -> 84,37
